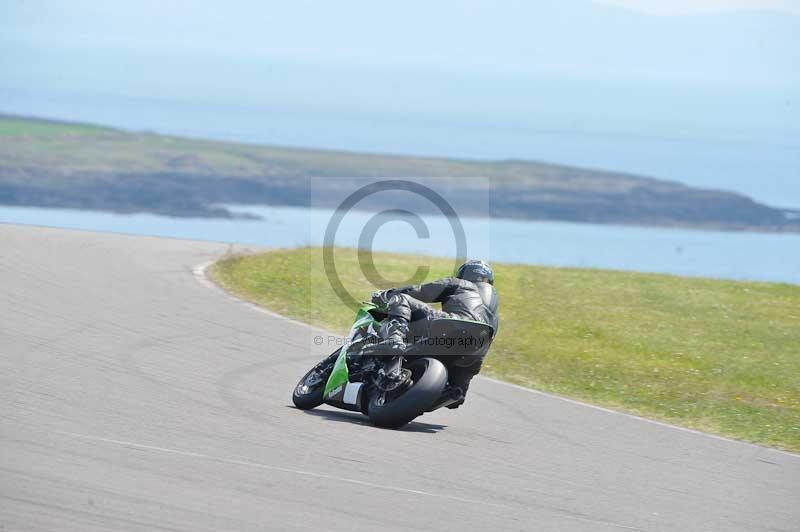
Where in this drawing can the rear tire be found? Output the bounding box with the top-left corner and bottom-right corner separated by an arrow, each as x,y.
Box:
368,357 -> 448,429
292,349 -> 339,410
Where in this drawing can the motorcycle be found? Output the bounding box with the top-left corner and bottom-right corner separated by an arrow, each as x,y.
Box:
292,302 -> 494,428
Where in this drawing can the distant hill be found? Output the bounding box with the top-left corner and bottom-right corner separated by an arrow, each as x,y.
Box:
0,114 -> 797,232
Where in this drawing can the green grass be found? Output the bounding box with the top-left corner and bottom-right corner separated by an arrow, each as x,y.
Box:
0,114 -> 650,189
0,115 -> 114,137
211,248 -> 800,452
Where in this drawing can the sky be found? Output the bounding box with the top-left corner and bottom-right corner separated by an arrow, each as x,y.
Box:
2,1 -> 797,140
1,0 -> 798,205
2,0 -> 798,87
596,0 -> 800,15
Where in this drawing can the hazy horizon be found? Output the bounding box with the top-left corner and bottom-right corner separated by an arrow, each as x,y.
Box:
2,1 -> 798,205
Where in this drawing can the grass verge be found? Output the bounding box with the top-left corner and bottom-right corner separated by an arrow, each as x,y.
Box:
211,247 -> 800,452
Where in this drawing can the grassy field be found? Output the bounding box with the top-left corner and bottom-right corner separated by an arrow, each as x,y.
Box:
2,114 -> 796,230
0,115 -> 114,137
0,114 -> 650,186
211,248 -> 800,452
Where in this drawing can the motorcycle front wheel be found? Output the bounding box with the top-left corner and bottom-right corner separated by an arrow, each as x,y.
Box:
292,349 -> 340,410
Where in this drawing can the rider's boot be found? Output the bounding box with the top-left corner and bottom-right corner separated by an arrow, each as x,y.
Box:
443,359 -> 483,409
373,316 -> 410,354
365,317 -> 410,384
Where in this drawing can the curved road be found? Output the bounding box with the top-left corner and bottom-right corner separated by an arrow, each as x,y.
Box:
1,224 -> 798,532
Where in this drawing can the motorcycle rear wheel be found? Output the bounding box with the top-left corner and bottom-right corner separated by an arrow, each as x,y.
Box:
367,357 -> 447,429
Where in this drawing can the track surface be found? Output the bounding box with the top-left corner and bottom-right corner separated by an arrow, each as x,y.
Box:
1,224 -> 798,532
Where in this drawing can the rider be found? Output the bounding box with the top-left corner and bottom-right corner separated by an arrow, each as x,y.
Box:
370,260 -> 499,408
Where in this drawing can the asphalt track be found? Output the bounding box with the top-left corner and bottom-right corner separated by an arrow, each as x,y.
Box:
1,224 -> 798,532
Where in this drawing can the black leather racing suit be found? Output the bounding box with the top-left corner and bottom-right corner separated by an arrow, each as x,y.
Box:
374,277 -> 499,398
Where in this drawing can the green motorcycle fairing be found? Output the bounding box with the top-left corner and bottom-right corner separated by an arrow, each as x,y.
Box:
323,303 -> 378,402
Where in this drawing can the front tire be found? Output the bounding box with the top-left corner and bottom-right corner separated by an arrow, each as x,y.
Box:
292,349 -> 339,410
368,357 -> 448,429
